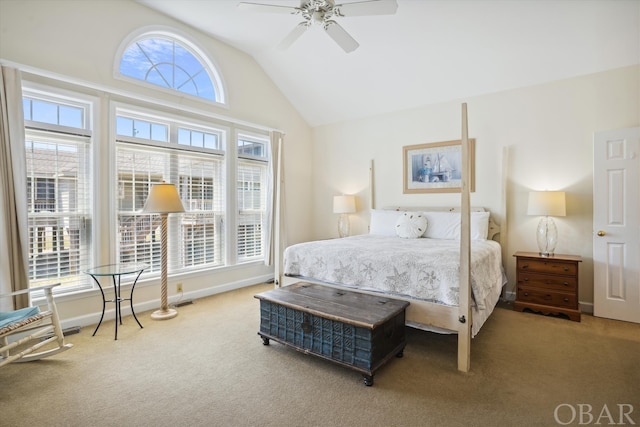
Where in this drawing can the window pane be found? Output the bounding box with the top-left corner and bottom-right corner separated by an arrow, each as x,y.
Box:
178,150 -> 225,268
133,120 -> 151,139
237,159 -> 266,261
25,133 -> 92,290
116,142 -> 226,273
192,72 -> 216,101
116,147 -> 165,270
32,99 -> 58,124
204,133 -> 218,150
119,36 -> 218,102
238,139 -> 266,158
178,128 -> 191,146
59,105 -> 83,128
191,131 -> 204,148
150,123 -> 166,142
117,116 -> 134,137
182,213 -> 220,266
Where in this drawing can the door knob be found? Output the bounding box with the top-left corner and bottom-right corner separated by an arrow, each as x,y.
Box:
597,230 -> 606,237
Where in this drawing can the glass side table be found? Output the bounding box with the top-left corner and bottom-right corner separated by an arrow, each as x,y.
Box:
85,263 -> 149,340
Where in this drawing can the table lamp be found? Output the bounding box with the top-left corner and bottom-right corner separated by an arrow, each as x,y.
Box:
333,195 -> 356,238
527,191 -> 566,257
143,181 -> 185,320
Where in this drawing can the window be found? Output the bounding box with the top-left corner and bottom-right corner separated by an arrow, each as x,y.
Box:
115,109 -> 227,274
17,30 -> 272,295
236,134 -> 269,262
118,34 -> 224,104
23,92 -> 92,291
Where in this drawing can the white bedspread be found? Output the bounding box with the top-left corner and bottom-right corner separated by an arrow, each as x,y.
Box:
283,235 -> 504,309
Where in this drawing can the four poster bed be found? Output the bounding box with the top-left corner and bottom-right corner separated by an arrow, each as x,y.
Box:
276,104 -> 506,372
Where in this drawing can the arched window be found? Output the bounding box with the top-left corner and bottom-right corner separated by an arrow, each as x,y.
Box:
118,32 -> 224,104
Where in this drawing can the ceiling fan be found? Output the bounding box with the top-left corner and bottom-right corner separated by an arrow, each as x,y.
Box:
238,0 -> 398,53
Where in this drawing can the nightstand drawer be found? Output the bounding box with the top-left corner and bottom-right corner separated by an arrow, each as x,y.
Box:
517,258 -> 577,276
517,272 -> 577,292
517,287 -> 577,309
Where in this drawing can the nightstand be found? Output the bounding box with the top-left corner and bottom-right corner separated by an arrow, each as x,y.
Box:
513,251 -> 582,322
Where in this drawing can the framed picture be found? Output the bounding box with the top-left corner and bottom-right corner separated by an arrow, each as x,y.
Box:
403,139 -> 475,193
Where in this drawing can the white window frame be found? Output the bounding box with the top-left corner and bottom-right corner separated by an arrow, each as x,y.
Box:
111,102 -> 268,279
22,83 -> 97,294
235,130 -> 270,263
113,27 -> 227,108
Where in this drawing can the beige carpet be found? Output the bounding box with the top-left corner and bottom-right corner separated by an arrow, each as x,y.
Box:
1,283 -> 639,427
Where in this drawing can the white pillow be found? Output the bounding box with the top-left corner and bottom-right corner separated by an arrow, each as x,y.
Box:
369,209 -> 404,236
395,212 -> 428,239
422,211 -> 490,240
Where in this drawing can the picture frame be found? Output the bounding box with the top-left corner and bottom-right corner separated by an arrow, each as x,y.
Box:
403,139 -> 475,193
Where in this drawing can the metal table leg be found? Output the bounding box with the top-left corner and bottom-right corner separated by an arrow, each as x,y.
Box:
128,270 -> 144,329
90,275 -> 106,337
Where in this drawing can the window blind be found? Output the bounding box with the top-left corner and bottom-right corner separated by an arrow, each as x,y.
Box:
116,133 -> 226,274
237,158 -> 267,262
25,133 -> 92,290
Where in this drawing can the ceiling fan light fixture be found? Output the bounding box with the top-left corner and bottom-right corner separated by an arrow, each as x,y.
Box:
239,0 -> 398,53
312,11 -> 324,24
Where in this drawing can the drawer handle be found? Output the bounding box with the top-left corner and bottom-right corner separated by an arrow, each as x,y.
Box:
563,298 -> 569,302
522,264 -> 529,269
544,294 -> 552,300
524,292 -> 529,297
563,267 -> 569,272
563,282 -> 569,286
524,278 -> 529,282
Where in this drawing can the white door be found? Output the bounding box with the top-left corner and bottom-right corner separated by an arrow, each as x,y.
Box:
593,127 -> 640,323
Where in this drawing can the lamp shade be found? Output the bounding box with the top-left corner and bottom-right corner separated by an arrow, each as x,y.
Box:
142,182 -> 186,214
527,191 -> 566,217
333,195 -> 356,214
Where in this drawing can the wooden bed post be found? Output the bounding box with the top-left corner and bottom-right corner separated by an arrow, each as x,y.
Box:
458,103 -> 472,373
274,133 -> 284,287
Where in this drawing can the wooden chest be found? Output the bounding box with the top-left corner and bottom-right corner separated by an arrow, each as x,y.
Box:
255,282 -> 409,386
513,251 -> 582,321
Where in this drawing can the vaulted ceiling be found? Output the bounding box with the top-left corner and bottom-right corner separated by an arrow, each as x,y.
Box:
137,0 -> 639,127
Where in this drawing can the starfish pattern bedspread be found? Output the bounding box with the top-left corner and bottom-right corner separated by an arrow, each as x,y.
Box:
283,235 -> 504,309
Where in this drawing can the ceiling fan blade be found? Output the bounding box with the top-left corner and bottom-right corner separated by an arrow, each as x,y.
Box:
238,2 -> 298,14
334,0 -> 398,17
324,21 -> 359,53
277,23 -> 310,50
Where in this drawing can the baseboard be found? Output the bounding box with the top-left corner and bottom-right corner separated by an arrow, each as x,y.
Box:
580,301 -> 594,314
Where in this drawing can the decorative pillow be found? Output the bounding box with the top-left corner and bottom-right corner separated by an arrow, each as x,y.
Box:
422,211 -> 490,240
395,212 -> 428,239
369,209 -> 404,236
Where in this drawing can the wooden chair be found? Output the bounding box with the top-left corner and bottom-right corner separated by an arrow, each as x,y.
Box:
0,283 -> 73,367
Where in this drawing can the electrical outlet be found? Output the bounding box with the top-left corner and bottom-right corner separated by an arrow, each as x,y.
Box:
176,283 -> 183,293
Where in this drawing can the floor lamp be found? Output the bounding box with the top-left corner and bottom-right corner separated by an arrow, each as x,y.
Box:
143,182 -> 185,320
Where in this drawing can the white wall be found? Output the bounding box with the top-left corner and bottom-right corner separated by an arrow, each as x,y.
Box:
0,0 -> 313,326
312,65 -> 640,308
